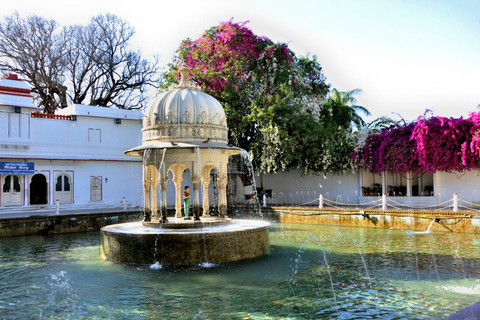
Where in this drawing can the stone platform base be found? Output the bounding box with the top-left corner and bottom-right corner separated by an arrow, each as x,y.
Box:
101,219 -> 270,265
142,217 -> 232,229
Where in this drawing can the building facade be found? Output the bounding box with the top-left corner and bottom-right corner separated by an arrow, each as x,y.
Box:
0,74 -> 143,207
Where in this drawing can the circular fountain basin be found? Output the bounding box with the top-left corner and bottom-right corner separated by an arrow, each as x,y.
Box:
101,219 -> 270,265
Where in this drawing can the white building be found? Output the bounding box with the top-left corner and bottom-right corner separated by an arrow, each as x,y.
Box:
257,166 -> 480,208
0,74 -> 143,207
1,73 -> 476,210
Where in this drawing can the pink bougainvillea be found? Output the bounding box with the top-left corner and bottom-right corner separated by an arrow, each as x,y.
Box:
411,115 -> 480,172
173,18 -> 302,95
355,112 -> 480,173
178,18 -> 265,92
355,123 -> 419,174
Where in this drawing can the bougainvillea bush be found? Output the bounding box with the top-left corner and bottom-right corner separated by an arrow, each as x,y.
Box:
354,112 -> 480,173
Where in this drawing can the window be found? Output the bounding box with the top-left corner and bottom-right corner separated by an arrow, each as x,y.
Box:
64,175 -> 70,191
54,173 -> 73,204
1,175 -> 23,206
88,128 -> 101,144
90,177 -> 102,201
2,175 -> 20,193
55,176 -> 62,192
3,175 -> 10,192
56,174 -> 71,192
13,176 -> 20,192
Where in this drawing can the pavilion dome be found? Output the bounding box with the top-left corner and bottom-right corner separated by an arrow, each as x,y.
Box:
142,62 -> 228,145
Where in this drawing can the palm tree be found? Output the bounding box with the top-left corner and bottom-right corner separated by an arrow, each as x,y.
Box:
328,88 -> 371,129
366,115 -> 398,133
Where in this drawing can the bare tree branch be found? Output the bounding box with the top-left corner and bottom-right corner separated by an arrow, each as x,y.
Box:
0,12 -> 67,113
66,13 -> 159,109
0,12 -> 159,113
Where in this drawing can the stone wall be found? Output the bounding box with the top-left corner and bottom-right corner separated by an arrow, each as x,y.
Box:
3,206 -> 480,237
0,211 -> 142,237
235,206 -> 480,233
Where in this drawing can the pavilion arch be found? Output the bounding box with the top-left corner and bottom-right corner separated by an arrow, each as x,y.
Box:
201,163 -> 218,215
168,163 -> 190,218
138,147 -> 239,221
143,163 -> 159,220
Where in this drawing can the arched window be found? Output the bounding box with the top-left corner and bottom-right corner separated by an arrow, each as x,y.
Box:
3,175 -> 11,193
54,173 -> 73,204
3,175 -> 20,193
90,177 -> 102,201
56,175 -> 70,192
13,175 -> 20,192
1,175 -> 22,206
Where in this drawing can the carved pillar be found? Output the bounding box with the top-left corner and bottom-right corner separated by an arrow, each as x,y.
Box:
143,164 -> 158,222
148,164 -> 159,221
217,173 -> 228,218
201,178 -> 210,216
173,176 -> 183,219
144,184 -> 151,221
151,184 -> 158,221
192,177 -> 201,221
159,179 -> 168,223
201,165 -> 213,217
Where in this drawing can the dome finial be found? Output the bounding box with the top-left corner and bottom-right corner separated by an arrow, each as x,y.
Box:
173,60 -> 199,90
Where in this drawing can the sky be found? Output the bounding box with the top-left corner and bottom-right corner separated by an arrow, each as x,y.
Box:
2,0 -> 480,122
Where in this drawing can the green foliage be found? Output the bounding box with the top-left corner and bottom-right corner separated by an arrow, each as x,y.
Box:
161,19 -> 368,175
324,88 -> 371,129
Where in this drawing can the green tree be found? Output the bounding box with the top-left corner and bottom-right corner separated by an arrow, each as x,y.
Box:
161,19 -> 366,175
325,88 -> 371,129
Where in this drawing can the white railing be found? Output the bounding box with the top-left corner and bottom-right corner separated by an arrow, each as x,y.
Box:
261,192 -> 480,214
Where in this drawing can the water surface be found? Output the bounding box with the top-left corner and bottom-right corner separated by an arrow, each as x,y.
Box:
1,222 -> 479,319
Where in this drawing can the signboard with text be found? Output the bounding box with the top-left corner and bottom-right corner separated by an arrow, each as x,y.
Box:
0,162 -> 35,175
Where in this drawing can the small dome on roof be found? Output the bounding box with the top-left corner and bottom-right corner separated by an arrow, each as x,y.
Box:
142,62 -> 228,145
0,74 -> 31,92
0,74 -> 39,109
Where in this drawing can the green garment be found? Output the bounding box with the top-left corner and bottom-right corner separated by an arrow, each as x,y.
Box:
184,191 -> 190,216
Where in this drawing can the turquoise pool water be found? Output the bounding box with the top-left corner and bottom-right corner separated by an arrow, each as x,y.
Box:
1,222 -> 480,319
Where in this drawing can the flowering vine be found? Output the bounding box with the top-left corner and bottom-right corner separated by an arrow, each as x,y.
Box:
354,112 -> 480,173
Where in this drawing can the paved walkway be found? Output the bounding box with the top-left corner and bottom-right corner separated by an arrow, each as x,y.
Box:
0,204 -> 143,219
